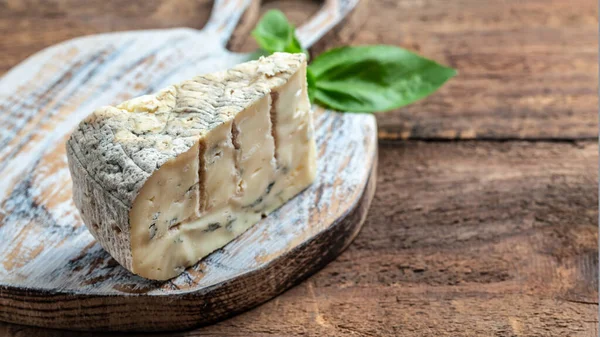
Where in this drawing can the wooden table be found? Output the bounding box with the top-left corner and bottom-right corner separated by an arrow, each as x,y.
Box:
0,0 -> 597,335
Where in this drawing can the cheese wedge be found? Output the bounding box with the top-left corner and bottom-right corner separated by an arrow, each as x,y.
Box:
66,53 -> 316,280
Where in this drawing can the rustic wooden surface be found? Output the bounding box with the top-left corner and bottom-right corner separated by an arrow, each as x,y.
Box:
0,0 -> 598,336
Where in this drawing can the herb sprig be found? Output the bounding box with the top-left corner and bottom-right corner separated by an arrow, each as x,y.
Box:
251,10 -> 456,113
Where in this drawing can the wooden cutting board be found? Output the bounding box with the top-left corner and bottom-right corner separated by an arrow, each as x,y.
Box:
0,0 -> 376,332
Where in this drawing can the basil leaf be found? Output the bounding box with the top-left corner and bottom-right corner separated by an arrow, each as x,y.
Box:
251,10 -> 306,56
306,67 -> 317,103
308,45 -> 456,113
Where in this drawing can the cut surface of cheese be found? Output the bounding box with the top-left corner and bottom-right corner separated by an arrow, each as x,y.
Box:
66,53 -> 316,280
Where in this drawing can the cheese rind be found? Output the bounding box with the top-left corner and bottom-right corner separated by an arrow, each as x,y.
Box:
66,53 -> 315,280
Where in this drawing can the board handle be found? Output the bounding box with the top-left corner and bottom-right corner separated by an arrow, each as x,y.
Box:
296,0 -> 362,49
205,0 -> 362,50
203,0 -> 255,46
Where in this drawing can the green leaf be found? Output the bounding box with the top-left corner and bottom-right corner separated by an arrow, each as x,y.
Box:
306,67 -> 317,103
251,10 -> 307,56
308,45 -> 456,113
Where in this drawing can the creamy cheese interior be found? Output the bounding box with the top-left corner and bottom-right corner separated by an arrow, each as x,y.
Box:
128,62 -> 315,280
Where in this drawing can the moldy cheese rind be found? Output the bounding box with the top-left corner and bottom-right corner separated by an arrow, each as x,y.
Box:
66,53 -> 316,280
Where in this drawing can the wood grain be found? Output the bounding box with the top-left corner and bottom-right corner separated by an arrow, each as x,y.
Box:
1,0 -> 597,140
0,141 -> 596,336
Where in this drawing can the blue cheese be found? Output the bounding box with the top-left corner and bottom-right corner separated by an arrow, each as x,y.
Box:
66,53 -> 316,280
